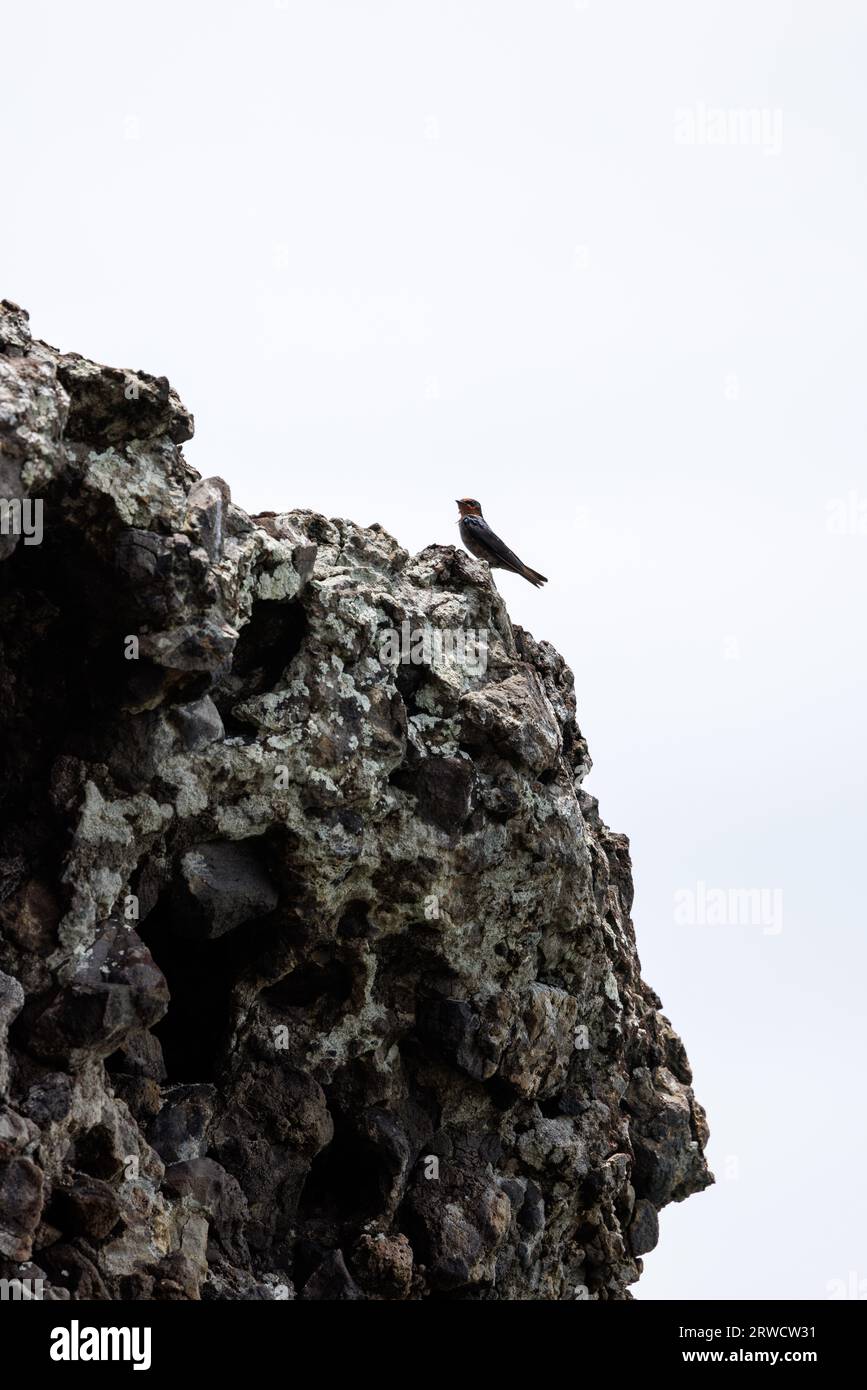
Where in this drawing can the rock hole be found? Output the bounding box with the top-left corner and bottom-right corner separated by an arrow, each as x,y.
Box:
66,1124 -> 121,1180
214,596 -> 307,734
261,959 -> 353,1009
140,893 -> 279,1083
230,597 -> 306,688
297,1117 -> 391,1226
336,901 -> 372,941
393,663 -> 424,716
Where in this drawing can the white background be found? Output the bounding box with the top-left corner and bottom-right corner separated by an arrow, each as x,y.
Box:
3,0 -> 865,1299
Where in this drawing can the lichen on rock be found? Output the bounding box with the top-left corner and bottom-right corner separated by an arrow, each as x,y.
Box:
0,301 -> 711,1300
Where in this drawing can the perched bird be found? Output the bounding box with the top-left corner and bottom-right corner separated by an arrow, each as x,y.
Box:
456,498 -> 548,588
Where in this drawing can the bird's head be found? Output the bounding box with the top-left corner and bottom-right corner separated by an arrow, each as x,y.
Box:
456,497 -> 483,517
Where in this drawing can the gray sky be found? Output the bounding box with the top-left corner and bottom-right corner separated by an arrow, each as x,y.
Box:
4,0 -> 866,1299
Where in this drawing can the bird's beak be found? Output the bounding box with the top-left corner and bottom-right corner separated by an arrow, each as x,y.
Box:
455,499 -> 461,506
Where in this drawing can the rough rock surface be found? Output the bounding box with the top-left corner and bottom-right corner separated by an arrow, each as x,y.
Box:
0,301 -> 712,1301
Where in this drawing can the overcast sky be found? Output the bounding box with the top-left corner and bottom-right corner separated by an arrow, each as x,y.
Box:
4,0 -> 866,1299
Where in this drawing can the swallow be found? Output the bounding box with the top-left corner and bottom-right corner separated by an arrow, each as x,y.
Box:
456,498 -> 548,587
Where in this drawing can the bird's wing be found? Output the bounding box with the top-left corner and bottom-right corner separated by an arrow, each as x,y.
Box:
462,515 -> 526,572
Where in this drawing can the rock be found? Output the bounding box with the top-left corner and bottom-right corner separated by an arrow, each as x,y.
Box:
498,984 -> 580,1100
184,477 -> 231,561
55,355 -> 194,447
0,881 -> 60,995
301,1250 -> 363,1300
51,1177 -> 121,1241
148,1085 -> 218,1164
0,303 -> 712,1301
0,1107 -> 36,1160
21,1073 -> 73,1127
109,1029 -> 167,1082
41,1242 -> 110,1300
0,1157 -> 44,1259
351,1231 -> 414,1298
210,1065 -> 333,1253
417,995 -> 504,1082
404,1161 -> 513,1291
460,670 -> 562,774
172,695 -> 225,752
28,923 -> 169,1067
392,756 -> 475,832
176,841 -> 279,939
162,1158 -> 249,1263
628,1198 -> 660,1257
0,971 -> 24,1097
109,1074 -> 163,1125
627,1067 -> 712,1207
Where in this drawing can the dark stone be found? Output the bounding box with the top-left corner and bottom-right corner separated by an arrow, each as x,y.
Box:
40,1242 -> 110,1300
163,1157 -> 249,1263
0,1157 -> 44,1259
51,1177 -> 121,1241
351,1232 -> 413,1298
148,1084 -> 218,1164
628,1198 -> 660,1257
404,756 -> 475,831
21,1073 -> 73,1127
0,1107 -> 35,1160
416,995 -> 501,1082
176,841 -> 279,939
28,924 -> 169,1066
302,1249 -> 363,1300
172,695 -> 225,751
108,1029 -> 167,1082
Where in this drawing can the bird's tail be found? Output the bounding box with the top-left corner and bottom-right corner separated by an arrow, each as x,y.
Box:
521,565 -> 548,588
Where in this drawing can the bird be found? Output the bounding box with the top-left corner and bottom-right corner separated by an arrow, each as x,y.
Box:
456,498 -> 548,588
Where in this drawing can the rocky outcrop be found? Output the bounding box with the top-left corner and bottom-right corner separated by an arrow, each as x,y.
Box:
0,301 -> 711,1301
